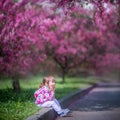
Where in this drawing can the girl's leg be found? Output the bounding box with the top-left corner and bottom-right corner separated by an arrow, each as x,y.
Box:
41,101 -> 62,114
54,99 -> 61,107
54,99 -> 70,114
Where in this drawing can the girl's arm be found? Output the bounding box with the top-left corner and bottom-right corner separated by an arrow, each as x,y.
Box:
42,87 -> 55,101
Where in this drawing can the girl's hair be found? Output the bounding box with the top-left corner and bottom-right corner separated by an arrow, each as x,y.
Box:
39,76 -> 55,88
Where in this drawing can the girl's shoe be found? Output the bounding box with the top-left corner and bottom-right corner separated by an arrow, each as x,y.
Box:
62,108 -> 70,113
59,108 -> 70,117
59,111 -> 67,117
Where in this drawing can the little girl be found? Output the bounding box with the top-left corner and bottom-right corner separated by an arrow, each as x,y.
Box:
34,76 -> 70,117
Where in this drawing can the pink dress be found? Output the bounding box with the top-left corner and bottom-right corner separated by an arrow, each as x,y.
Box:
34,86 -> 54,105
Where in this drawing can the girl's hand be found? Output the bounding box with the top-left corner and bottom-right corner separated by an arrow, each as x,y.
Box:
49,80 -> 56,92
49,85 -> 55,92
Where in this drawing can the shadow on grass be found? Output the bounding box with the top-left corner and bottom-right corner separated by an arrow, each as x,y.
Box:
0,87 -> 80,102
0,88 -> 36,102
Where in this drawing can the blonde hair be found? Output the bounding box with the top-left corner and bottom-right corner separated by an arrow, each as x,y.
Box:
39,76 -> 55,88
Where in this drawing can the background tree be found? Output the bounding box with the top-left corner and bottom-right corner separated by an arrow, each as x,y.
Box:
0,0 -> 46,92
42,7 -> 108,82
94,3 -> 120,79
0,0 -> 120,90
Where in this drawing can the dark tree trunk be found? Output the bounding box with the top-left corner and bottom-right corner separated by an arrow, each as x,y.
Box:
62,69 -> 65,83
53,56 -> 68,83
12,77 -> 21,92
61,68 -> 67,83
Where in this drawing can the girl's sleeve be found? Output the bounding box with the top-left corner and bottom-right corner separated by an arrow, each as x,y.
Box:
48,91 -> 55,100
34,87 -> 55,104
43,88 -> 54,101
34,89 -> 43,104
34,91 -> 38,99
34,90 -> 39,98
37,88 -> 52,103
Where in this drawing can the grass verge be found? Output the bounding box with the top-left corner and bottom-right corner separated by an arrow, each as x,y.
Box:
0,75 -> 96,120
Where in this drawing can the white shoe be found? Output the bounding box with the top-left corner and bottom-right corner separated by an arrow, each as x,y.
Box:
62,108 -> 70,114
59,108 -> 70,117
59,111 -> 67,117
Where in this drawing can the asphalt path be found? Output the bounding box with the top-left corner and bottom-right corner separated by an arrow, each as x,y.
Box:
56,83 -> 120,120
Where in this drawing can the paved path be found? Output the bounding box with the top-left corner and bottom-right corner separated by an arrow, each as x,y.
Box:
56,83 -> 120,120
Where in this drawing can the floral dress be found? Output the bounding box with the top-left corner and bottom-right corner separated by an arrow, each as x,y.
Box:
34,86 -> 54,105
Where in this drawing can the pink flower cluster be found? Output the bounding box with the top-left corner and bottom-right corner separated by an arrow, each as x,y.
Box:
0,0 -> 119,78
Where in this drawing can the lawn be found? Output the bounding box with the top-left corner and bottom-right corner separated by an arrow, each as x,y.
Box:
0,75 -> 96,120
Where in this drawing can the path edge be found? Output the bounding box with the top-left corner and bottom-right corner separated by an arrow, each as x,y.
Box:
26,83 -> 97,120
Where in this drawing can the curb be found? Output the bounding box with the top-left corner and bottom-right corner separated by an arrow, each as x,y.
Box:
26,83 -> 97,120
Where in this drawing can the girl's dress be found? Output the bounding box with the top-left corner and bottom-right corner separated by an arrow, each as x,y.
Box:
34,85 -> 70,116
34,86 -> 54,105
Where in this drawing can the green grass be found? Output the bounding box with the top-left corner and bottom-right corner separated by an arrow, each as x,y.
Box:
0,75 -> 96,120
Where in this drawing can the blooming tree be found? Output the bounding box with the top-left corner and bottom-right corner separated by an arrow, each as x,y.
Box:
0,0 -> 120,91
0,0 -> 47,92
39,0 -> 120,78
41,7 -> 108,82
95,3 -> 120,78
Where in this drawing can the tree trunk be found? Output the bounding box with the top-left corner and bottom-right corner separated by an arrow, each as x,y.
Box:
61,68 -> 66,83
12,77 -> 21,92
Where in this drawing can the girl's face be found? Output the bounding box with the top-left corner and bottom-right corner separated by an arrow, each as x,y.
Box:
49,79 -> 55,87
44,77 -> 56,90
